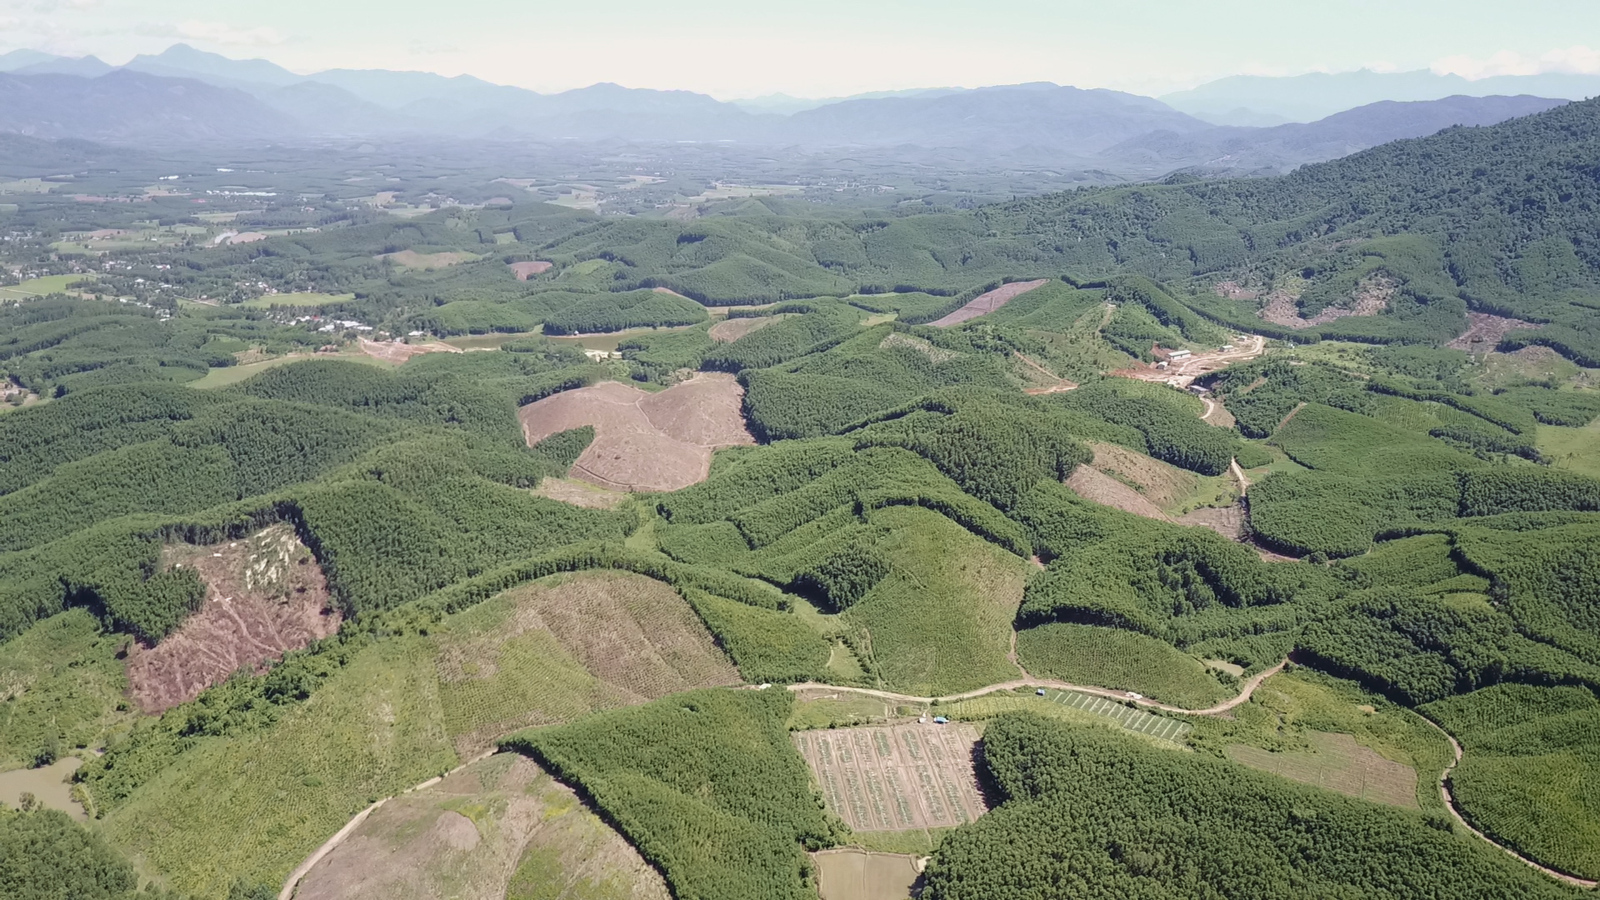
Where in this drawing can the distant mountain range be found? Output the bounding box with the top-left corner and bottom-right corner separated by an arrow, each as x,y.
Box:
1161,68 -> 1600,124
0,45 -> 1579,176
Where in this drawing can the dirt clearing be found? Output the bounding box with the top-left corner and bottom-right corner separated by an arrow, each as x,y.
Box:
814,849 -> 921,900
1085,442 -> 1198,509
126,524 -> 340,714
533,477 -> 630,509
1226,731 -> 1418,808
709,315 -> 782,343
1115,335 -> 1266,389
508,260 -> 552,280
1176,503 -> 1248,541
1448,311 -> 1538,351
931,279 -> 1048,327
518,373 -> 754,492
1065,464 -> 1174,522
378,250 -> 480,269
358,337 -> 463,363
794,722 -> 987,832
293,753 -> 669,900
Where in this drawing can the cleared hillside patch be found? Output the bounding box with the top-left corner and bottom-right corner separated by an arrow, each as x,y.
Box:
930,279 -> 1048,327
434,571 -> 741,756
126,524 -> 342,714
518,374 -> 754,492
294,752 -> 669,900
1226,731 -> 1420,808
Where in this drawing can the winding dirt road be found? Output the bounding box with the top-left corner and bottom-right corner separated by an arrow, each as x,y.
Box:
1413,715 -> 1598,889
787,658 -> 1288,716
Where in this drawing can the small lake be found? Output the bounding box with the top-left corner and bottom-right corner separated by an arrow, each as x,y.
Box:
0,756 -> 86,821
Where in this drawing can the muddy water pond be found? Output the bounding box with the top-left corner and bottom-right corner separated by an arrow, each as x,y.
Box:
0,756 -> 86,820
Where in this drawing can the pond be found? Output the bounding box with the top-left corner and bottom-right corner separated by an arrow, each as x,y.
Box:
0,756 -> 86,820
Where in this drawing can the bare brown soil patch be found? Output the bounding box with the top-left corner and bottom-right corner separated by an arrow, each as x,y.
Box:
508,260 -> 552,280
795,722 -> 988,831
930,279 -> 1048,327
1448,311 -> 1538,351
814,849 -> 922,900
1114,336 -> 1266,389
709,314 -> 781,343
1086,442 -> 1197,509
1177,503 -> 1248,541
1065,465 -> 1174,522
533,477 -> 630,509
379,250 -> 480,270
294,753 -> 669,900
1201,395 -> 1237,428
358,337 -> 463,363
1258,276 -> 1394,329
1226,731 -> 1419,808
651,286 -> 692,298
126,524 -> 340,714
518,373 -> 753,492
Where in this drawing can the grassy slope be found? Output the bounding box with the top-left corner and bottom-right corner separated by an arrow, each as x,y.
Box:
843,505 -> 1030,696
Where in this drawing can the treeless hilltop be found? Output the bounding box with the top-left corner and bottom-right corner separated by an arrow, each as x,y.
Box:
518,373 -> 754,493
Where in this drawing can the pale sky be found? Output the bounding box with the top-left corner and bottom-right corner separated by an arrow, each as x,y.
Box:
4,0 -> 1599,98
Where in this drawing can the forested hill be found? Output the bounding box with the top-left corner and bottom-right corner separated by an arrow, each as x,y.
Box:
976,96 -> 1600,358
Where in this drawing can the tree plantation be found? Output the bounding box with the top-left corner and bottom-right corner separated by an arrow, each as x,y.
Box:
1,87 -> 1599,900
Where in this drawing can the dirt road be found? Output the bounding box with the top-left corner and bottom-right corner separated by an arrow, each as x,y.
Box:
1414,715 -> 1598,888
787,659 -> 1287,717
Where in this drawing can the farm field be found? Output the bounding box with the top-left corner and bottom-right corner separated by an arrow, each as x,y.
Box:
0,274 -> 90,298
379,250 -> 482,269
813,849 -> 920,900
944,689 -> 1193,746
294,752 -> 669,900
794,722 -> 987,833
1538,418 -> 1600,479
1226,731 -> 1420,808
518,374 -> 754,492
1191,671 -> 1452,812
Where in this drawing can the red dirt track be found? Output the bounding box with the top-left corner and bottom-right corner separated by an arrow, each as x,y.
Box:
518,374 -> 754,492
931,279 -> 1048,327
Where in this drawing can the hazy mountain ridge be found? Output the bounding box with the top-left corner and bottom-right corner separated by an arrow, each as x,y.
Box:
1163,67 -> 1600,123
0,44 -> 1578,175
